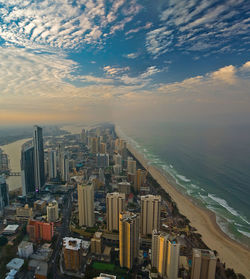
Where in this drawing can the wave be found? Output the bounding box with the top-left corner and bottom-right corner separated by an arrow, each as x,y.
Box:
176,174 -> 191,183
238,229 -> 250,238
208,194 -> 240,217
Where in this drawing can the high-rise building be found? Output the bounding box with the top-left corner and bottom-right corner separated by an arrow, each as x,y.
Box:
127,157 -> 136,175
114,154 -> 122,166
106,192 -> 125,232
81,128 -> 87,144
191,249 -> 216,279
119,211 -> 139,269
47,200 -> 59,222
151,230 -> 180,279
78,184 -> 95,227
167,241 -> 180,279
63,237 -> 82,272
0,175 -> 9,215
118,181 -> 131,195
96,153 -> 109,168
21,145 -> 35,195
141,195 -> 161,237
27,220 -> 54,242
91,232 -> 103,254
0,148 -> 9,173
135,169 -> 147,191
48,149 -> 57,180
100,143 -> 107,154
58,144 -> 69,182
33,126 -> 45,191
90,137 -> 99,154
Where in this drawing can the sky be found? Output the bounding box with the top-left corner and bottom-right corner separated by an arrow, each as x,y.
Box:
0,0 -> 249,125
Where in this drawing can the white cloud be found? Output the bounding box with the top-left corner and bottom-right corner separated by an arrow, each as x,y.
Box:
0,0 -> 141,50
124,52 -> 139,59
103,65 -> 130,75
146,0 -> 249,57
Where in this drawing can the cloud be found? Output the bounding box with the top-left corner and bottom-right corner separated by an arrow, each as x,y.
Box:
146,27 -> 173,57
103,65 -> 130,76
211,65 -> 236,84
146,0 -> 249,57
123,52 -> 139,59
125,22 -> 152,36
0,0 -> 141,50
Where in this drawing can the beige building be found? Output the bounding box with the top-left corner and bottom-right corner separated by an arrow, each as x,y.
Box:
118,181 -> 131,195
91,232 -> 103,254
100,143 -> 107,154
106,192 -> 125,232
191,249 -> 216,279
151,230 -> 180,279
16,204 -> 33,221
47,200 -> 59,222
127,157 -> 136,175
119,211 -> 139,269
63,237 -> 82,272
141,195 -> 161,237
78,184 -> 95,227
90,137 -> 99,154
135,169 -> 147,191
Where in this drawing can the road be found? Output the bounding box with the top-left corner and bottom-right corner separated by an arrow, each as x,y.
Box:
50,190 -> 73,279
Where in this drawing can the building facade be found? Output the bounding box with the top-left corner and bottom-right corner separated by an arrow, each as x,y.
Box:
78,184 -> 95,227
21,145 -> 35,195
106,192 -> 125,232
33,126 -> 45,191
47,200 -> 59,222
141,195 -> 161,237
119,211 -> 139,269
191,249 -> 216,279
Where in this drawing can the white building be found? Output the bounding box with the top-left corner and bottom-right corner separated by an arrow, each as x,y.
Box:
18,241 -> 33,258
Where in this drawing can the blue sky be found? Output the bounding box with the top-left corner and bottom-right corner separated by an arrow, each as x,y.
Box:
0,0 -> 249,124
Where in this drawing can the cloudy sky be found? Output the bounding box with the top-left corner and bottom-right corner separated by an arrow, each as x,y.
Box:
0,0 -> 249,125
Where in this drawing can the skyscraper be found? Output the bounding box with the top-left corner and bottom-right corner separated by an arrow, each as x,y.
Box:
0,175 -> 9,215
33,126 -> 45,191
127,157 -> 136,175
191,249 -> 216,279
48,149 -> 57,180
106,192 -> 125,232
21,145 -> 35,195
151,230 -> 180,279
47,200 -> 59,222
119,211 -> 139,269
141,195 -> 161,237
78,184 -> 95,227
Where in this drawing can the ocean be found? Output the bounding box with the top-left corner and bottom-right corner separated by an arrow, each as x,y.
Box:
118,121 -> 250,248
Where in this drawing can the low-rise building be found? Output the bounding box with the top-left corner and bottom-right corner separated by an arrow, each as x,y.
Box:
6,258 -> 24,271
18,241 -> 33,258
3,224 -> 19,235
16,204 -> 33,221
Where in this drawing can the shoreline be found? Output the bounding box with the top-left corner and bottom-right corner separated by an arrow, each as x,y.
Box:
126,142 -> 250,278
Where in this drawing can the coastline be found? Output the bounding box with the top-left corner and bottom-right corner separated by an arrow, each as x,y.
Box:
126,142 -> 250,278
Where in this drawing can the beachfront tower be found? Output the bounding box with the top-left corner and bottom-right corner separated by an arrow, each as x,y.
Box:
78,184 -> 95,227
141,195 -> 161,237
191,249 -> 216,279
119,211 -> 139,269
151,230 -> 180,278
106,192 -> 125,232
33,125 -> 45,191
127,157 -> 136,175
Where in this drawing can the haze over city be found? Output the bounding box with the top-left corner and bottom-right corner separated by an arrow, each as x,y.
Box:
0,0 -> 249,125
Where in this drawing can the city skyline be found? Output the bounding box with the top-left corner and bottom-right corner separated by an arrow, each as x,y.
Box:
0,0 -> 249,125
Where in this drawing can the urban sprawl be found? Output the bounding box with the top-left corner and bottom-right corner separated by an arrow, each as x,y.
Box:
0,124 -> 244,279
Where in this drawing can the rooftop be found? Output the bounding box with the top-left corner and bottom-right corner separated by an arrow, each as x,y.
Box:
63,237 -> 82,251
6,258 -> 24,271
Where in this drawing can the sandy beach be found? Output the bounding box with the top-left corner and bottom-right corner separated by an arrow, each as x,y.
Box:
127,143 -> 250,278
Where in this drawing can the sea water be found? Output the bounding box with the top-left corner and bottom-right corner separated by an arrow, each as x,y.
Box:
118,121 -> 250,248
